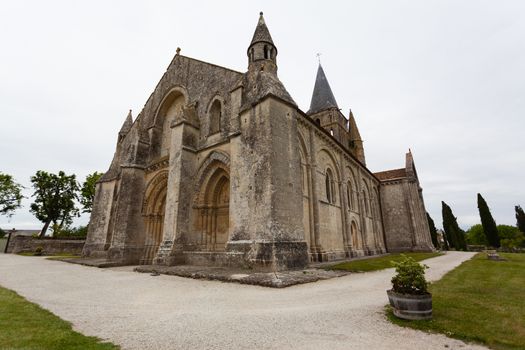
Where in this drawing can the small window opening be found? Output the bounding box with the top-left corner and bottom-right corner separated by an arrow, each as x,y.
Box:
325,168 -> 336,204
209,100 -> 221,135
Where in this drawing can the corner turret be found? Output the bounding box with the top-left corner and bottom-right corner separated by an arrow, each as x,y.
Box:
118,110 -> 133,143
247,12 -> 277,74
348,109 -> 366,165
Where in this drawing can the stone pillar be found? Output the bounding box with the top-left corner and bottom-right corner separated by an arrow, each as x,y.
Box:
106,165 -> 147,264
308,127 -> 323,261
82,180 -> 117,258
228,98 -> 308,270
154,120 -> 198,265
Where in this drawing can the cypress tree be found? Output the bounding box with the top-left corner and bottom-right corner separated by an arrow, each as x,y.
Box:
426,212 -> 440,249
442,201 -> 466,250
442,201 -> 457,249
516,205 -> 525,233
477,193 -> 500,248
457,228 -> 467,250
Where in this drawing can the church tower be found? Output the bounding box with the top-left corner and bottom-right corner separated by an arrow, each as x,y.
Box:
307,64 -> 366,165
247,12 -> 277,74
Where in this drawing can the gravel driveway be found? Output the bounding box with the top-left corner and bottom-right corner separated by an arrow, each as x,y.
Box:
0,251 -> 487,350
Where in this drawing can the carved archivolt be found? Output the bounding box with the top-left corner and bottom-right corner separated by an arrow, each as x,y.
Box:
193,151 -> 230,206
142,170 -> 169,214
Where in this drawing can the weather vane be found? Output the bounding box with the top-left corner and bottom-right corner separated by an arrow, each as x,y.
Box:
316,52 -> 322,64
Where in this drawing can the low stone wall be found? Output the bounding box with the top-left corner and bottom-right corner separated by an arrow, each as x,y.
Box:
6,235 -> 85,255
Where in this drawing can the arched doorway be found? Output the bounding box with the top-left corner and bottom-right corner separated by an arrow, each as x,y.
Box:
141,172 -> 167,264
194,164 -> 230,251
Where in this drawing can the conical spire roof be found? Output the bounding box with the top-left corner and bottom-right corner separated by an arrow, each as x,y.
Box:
307,64 -> 339,115
119,110 -> 133,136
348,109 -> 362,141
250,12 -> 275,46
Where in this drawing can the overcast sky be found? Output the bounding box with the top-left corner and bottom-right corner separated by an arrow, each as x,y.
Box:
1,0 -> 524,231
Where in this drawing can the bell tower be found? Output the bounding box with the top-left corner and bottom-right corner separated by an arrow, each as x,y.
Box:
247,12 -> 277,74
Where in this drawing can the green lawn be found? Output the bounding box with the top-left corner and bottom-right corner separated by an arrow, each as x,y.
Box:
0,286 -> 118,349
387,253 -> 525,350
327,252 -> 442,272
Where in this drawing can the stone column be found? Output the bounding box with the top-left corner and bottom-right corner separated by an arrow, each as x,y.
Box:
228,98 -> 308,270
154,118 -> 198,265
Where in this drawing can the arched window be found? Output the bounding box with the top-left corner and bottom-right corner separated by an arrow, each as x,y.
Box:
264,45 -> 269,59
250,48 -> 254,62
209,100 -> 221,135
330,128 -> 334,136
325,168 -> 336,204
316,118 -> 321,125
346,181 -> 354,210
362,189 -> 368,215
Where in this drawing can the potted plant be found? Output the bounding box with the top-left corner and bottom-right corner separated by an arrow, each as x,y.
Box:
387,255 -> 432,320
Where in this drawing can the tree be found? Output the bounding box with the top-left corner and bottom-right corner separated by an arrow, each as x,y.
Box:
516,205 -> 525,233
465,224 -> 487,246
0,172 -> 23,217
426,212 -> 439,249
497,224 -> 525,249
30,171 -> 79,238
80,172 -> 103,213
442,201 -> 467,251
477,193 -> 500,248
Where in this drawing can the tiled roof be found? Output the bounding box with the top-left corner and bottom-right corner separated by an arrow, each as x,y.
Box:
307,64 -> 339,115
374,168 -> 407,181
250,12 -> 274,46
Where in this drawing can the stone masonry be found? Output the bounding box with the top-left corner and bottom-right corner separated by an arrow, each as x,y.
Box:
82,13 -> 434,270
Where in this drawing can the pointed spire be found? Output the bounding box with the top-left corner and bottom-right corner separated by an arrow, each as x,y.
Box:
348,109 -> 362,141
250,12 -> 274,46
119,110 -> 133,139
307,64 -> 339,115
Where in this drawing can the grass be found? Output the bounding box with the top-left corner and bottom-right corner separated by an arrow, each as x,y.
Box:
386,253 -> 525,350
326,252 -> 442,272
0,285 -> 119,349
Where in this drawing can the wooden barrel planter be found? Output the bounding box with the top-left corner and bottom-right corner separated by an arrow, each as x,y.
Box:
387,289 -> 432,320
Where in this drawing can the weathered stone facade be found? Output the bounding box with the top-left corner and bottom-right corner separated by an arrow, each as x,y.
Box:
83,13 -> 433,270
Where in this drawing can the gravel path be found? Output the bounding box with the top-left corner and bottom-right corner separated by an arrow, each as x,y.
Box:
0,251 -> 487,350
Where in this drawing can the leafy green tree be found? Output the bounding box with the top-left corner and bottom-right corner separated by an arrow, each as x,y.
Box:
0,227 -> 6,238
79,172 -> 103,213
465,224 -> 487,246
516,205 -> 525,233
477,193 -> 500,248
53,225 -> 88,239
426,212 -> 439,249
30,171 -> 79,238
0,172 -> 24,217
497,224 -> 525,249
442,201 -> 467,250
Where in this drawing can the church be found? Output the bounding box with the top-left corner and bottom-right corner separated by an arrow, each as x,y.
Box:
83,13 -> 434,270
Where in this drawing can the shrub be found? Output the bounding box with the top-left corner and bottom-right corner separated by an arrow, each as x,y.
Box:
52,225 -> 88,239
466,224 -> 487,246
499,226 -> 525,250
0,228 -> 5,238
34,246 -> 44,256
391,255 -> 429,295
